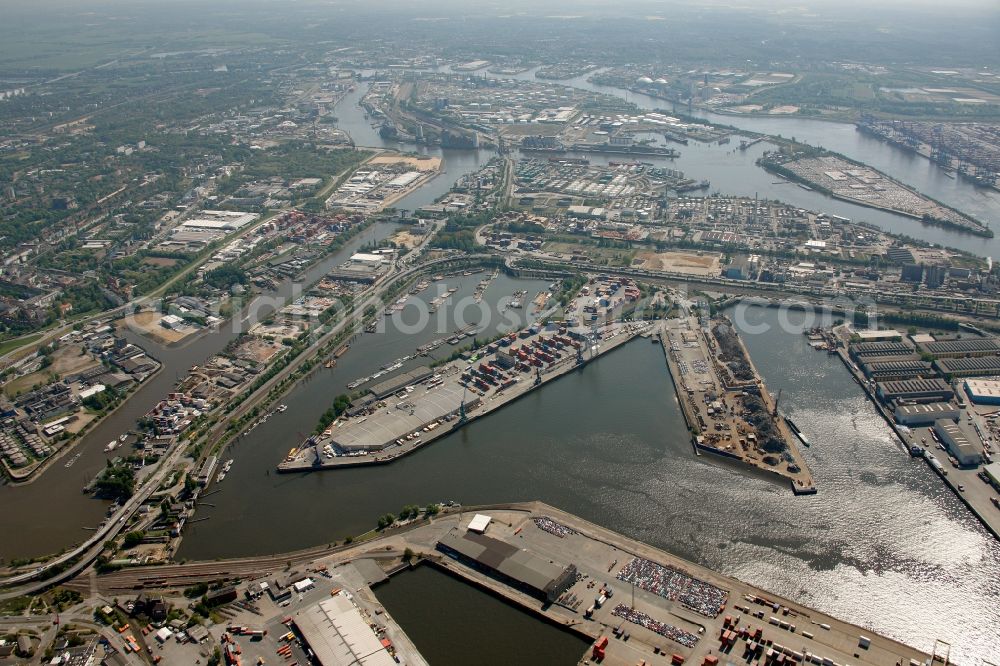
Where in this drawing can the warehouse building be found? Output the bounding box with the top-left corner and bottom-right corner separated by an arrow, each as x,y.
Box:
195,455 -> 218,486
849,341 -> 913,359
876,378 -> 954,404
437,528 -> 577,603
850,328 -> 903,342
935,355 -> 1000,378
860,359 -> 933,382
984,461 -> 1000,488
963,378 -> 1000,405
368,366 -> 434,399
293,593 -> 396,666
894,402 -> 961,426
919,337 -> 1000,358
933,420 -> 982,468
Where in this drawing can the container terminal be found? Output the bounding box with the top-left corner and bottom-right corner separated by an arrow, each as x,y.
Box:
277,320 -> 652,472
659,315 -> 816,494
87,502 -> 935,666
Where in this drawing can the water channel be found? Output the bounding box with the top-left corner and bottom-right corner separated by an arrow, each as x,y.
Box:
174,304 -> 999,662
374,564 -> 591,666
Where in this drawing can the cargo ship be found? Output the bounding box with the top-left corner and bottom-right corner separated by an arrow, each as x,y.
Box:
784,416 -> 810,447
570,143 -> 680,158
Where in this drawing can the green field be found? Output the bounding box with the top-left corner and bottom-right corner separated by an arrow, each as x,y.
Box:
0,333 -> 43,358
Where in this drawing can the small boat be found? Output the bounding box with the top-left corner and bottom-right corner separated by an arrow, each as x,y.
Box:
277,404 -> 288,413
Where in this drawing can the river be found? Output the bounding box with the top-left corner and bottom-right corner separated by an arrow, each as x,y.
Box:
526,67 -> 1000,256
176,305 -> 1000,662
4,68 -> 999,662
0,212 -> 428,560
423,64 -> 1000,257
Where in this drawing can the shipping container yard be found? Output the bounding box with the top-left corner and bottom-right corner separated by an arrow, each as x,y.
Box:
277,320 -> 651,471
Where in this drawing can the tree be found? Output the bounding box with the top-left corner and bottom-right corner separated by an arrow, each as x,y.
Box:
122,531 -> 145,548
402,547 -> 414,562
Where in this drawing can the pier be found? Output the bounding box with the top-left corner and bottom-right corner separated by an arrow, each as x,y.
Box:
85,502 -> 934,666
277,322 -> 651,472
823,325 -> 1000,540
658,315 -> 816,494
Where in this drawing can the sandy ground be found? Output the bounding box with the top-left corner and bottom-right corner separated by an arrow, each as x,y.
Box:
64,412 -> 97,434
232,337 -> 283,364
390,229 -> 423,249
368,154 -> 442,171
635,250 -> 721,276
4,344 -> 103,396
121,311 -> 197,345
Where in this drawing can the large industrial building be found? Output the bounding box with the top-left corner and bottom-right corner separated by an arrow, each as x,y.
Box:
436,528 -> 577,603
367,366 -> 434,400
894,402 -> 960,426
933,420 -> 982,467
325,253 -> 391,283
849,341 -> 913,359
963,378 -> 1000,405
292,593 -> 396,666
180,210 -> 258,231
860,358 -> 932,382
935,355 -> 1000,378
849,328 -> 903,342
919,337 -> 1000,358
876,378 -> 954,403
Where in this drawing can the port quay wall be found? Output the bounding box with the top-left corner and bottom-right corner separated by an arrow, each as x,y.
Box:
279,327 -> 645,472
830,345 -> 1000,540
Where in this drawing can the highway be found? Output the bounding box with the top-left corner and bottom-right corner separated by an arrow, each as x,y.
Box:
0,440 -> 190,599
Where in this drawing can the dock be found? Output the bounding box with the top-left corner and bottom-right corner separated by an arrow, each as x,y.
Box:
824,325 -> 1000,540
658,315 -> 816,494
99,502 -> 936,666
278,321 -> 651,472
428,503 -> 932,665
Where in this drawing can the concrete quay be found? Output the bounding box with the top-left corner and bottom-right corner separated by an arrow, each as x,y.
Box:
277,321 -> 652,472
659,315 -> 816,495
429,503 -> 931,666
826,328 -> 1000,541
83,502 -> 935,666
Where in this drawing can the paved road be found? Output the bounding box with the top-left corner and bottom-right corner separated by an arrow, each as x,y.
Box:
0,252 -> 493,597
0,441 -> 190,599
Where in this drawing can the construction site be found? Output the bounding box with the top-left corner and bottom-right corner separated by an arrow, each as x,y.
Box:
659,315 -> 816,494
